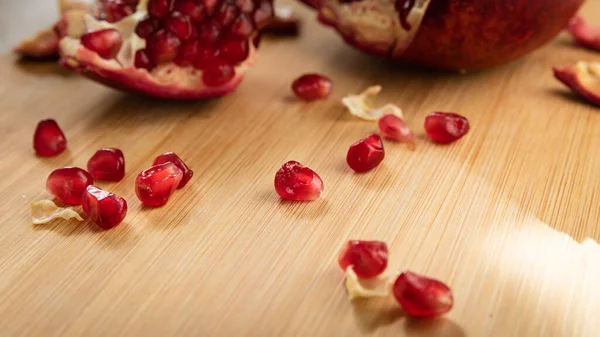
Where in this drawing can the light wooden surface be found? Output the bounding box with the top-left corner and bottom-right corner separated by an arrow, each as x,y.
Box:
1,1 -> 600,336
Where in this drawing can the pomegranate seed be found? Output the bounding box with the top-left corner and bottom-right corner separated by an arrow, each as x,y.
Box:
203,0 -> 219,15
146,30 -> 181,64
274,161 -> 324,201
135,49 -> 154,69
424,112 -> 470,144
229,13 -> 254,38
197,22 -> 221,45
216,4 -> 239,27
164,12 -> 194,41
104,0 -> 137,22
346,134 -> 385,173
148,0 -> 172,19
219,39 -> 249,64
173,0 -> 204,22
175,41 -> 200,66
80,29 -> 123,59
33,119 -> 67,157
392,271 -> 454,317
135,162 -> 183,207
338,240 -> 388,278
87,148 -> 125,182
378,114 -> 414,144
237,0 -> 254,13
153,152 -> 194,188
292,74 -> 333,101
135,18 -> 160,38
193,47 -> 220,69
82,185 -> 128,230
202,60 -> 235,87
46,167 -> 94,205
253,2 -> 273,28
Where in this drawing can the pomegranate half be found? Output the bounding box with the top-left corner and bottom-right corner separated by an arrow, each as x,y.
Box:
300,0 -> 585,71
55,0 -> 273,99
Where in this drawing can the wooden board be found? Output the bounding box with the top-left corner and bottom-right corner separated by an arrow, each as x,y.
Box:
1,1 -> 600,336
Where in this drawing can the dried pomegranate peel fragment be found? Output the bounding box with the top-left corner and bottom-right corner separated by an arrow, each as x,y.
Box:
392,271 -> 454,317
566,16 -> 600,51
344,266 -> 395,300
553,61 -> 600,107
30,200 -> 84,224
342,86 -> 404,121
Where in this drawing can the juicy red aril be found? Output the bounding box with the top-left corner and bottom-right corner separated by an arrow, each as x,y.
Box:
46,167 -> 94,205
393,271 -> 454,317
347,134 -> 385,173
229,14 -> 254,37
135,18 -> 160,38
216,3 -> 239,27
338,240 -> 388,278
81,29 -> 123,59
253,2 -> 273,28
198,22 -> 222,44
567,16 -> 600,51
219,39 -> 249,64
102,0 -> 139,23
87,148 -> 125,182
274,161 -> 324,201
202,60 -> 235,87
148,0 -> 172,19
194,47 -> 220,69
33,119 -> 67,157
378,114 -> 414,144
82,185 -> 128,230
424,112 -> 470,144
153,152 -> 194,188
135,162 -> 183,207
146,30 -> 181,64
164,12 -> 195,41
174,0 -> 205,22
237,0 -> 254,12
175,41 -> 200,66
135,49 -> 154,70
292,74 -> 333,101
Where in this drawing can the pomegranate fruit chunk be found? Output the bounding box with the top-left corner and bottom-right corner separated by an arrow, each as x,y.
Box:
292,73 -> 332,101
82,185 -> 128,230
392,271 -> 453,317
33,119 -> 67,157
566,16 -> 600,51
14,27 -> 60,59
153,152 -> 194,188
274,161 -> 324,201
57,0 -> 274,99
378,114 -> 414,147
87,148 -> 126,181
553,62 -> 600,107
300,0 -> 584,71
338,240 -> 388,279
424,112 -> 470,144
135,163 -> 183,207
46,167 -> 94,205
346,134 -> 385,173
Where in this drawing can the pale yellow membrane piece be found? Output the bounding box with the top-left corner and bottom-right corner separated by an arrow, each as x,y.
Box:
30,200 -> 84,225
342,86 -> 404,121
344,266 -> 395,300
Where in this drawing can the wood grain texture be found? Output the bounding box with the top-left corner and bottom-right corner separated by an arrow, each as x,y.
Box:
1,1 -> 600,336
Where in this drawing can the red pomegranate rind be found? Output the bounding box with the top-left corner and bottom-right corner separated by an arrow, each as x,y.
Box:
274,161 -> 324,201
566,16 -> 600,51
553,62 -> 600,107
82,185 -> 128,230
33,119 -> 67,157
135,162 -> 183,207
14,27 -> 60,60
46,167 -> 94,205
292,73 -> 333,101
87,148 -> 126,181
153,152 -> 194,188
424,112 -> 470,144
338,240 -> 388,279
346,134 -> 385,173
392,271 -> 453,317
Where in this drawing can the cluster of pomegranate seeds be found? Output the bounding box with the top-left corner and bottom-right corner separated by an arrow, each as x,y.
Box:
424,112 -> 470,144
46,167 -> 94,205
566,16 -> 600,51
338,240 -> 389,278
378,114 -> 415,148
346,134 -> 385,173
87,148 -> 126,181
98,0 -> 140,23
33,119 -> 67,157
82,185 -> 128,229
153,152 -> 194,188
292,73 -> 333,101
274,161 -> 324,201
392,271 -> 454,317
80,29 -> 123,59
135,162 -> 183,207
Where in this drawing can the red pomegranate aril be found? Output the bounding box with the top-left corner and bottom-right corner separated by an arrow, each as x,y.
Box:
153,152 -> 194,188
237,0 -> 254,13
338,240 -> 388,278
347,134 -> 385,173
292,74 -> 332,101
135,18 -> 161,38
193,47 -> 220,69
378,114 -> 414,144
87,148 -> 125,182
219,39 -> 249,64
229,14 -> 254,38
174,0 -> 204,22
424,112 -> 470,144
148,0 -> 172,19
202,60 -> 235,87
46,167 -> 94,205
104,0 -> 137,22
33,119 -> 67,157
164,12 -> 195,41
135,49 -> 154,69
175,41 -> 200,66
393,271 -> 454,317
135,162 -> 183,207
81,29 -> 123,59
82,185 -> 128,230
253,2 -> 274,28
216,4 -> 239,27
146,30 -> 181,64
198,22 -> 221,44
274,161 -> 324,201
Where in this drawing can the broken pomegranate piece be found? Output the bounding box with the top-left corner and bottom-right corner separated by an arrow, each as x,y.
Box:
135,162 -> 183,207
33,119 -> 67,157
153,152 -> 194,188
30,200 -> 84,224
87,148 -> 126,181
58,0 -> 274,99
378,114 -> 414,149
82,185 -> 128,230
344,266 -> 394,300
553,61 -> 600,107
292,73 -> 332,101
14,27 -> 60,60
338,240 -> 388,278
424,112 -> 470,144
392,271 -> 453,317
274,161 -> 324,201
566,16 -> 600,51
346,134 -> 385,173
261,6 -> 300,36
46,167 -> 94,205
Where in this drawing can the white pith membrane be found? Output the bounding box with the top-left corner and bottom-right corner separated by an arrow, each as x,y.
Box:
342,85 -> 404,121
318,0 -> 431,57
30,200 -> 84,224
59,0 -> 254,98
574,61 -> 600,92
344,266 -> 395,300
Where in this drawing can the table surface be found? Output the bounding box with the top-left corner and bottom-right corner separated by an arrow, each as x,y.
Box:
1,1 -> 600,336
